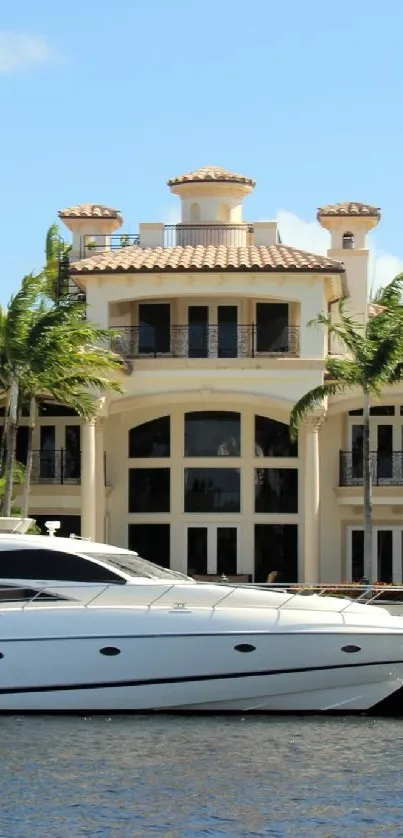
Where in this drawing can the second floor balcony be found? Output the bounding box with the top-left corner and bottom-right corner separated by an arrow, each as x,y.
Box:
340,451 -> 403,487
111,323 -> 300,359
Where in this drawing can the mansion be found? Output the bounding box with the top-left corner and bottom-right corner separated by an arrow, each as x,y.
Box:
12,165 -> 403,583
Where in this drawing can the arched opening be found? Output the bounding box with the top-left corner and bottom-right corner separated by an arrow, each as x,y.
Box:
342,232 -> 354,250
190,202 -> 201,222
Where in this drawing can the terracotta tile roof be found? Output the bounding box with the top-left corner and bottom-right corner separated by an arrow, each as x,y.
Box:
59,204 -> 122,221
70,244 -> 344,275
317,202 -> 380,220
167,166 -> 255,187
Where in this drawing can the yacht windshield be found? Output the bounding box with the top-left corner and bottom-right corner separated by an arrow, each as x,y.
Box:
84,552 -> 192,581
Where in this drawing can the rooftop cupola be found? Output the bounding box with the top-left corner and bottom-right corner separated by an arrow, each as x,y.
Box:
58,204 -> 123,261
167,166 -> 255,246
317,201 -> 381,323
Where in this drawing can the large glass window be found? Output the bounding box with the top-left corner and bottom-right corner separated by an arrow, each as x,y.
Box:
129,417 -> 170,458
256,303 -> 289,353
128,468 -> 170,513
128,524 -> 170,568
138,303 -> 170,355
255,524 -> 298,582
255,416 -> 297,457
255,468 -> 298,513
184,411 -> 241,456
184,468 -> 240,512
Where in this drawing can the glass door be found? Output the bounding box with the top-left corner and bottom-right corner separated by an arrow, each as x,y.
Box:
186,525 -> 239,578
188,306 -> 209,358
217,306 -> 238,358
348,527 -> 401,582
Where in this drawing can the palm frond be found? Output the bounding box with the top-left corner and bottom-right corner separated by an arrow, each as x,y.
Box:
289,382 -> 342,441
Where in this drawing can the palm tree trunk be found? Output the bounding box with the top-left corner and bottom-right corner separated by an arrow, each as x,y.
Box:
21,396 -> 36,519
0,392 -> 10,476
363,388 -> 373,581
2,378 -> 19,517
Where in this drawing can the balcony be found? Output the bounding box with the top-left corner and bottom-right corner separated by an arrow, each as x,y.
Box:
29,450 -> 81,485
339,452 -> 403,487
111,324 -> 300,359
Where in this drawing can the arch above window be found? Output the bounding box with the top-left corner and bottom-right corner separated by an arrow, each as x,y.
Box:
129,416 -> 170,458
342,232 -> 354,249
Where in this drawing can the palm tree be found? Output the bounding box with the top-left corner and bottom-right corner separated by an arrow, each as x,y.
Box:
0,273 -> 123,519
289,276 -> 403,582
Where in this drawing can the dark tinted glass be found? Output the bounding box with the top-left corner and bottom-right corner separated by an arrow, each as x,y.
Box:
129,417 -> 170,458
349,406 -> 394,416
187,528 -> 207,575
216,527 -> 237,576
185,468 -> 240,512
378,530 -> 393,583
255,415 -> 297,457
254,524 -> 298,583
255,468 -> 298,513
16,426 -> 29,465
256,303 -> 289,352
39,402 -> 79,416
138,304 -> 170,354
128,468 -> 170,512
351,425 -> 363,479
185,411 -> 241,456
128,524 -> 170,568
0,549 -> 121,582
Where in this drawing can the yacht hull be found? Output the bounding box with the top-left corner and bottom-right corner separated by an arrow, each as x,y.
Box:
0,626 -> 402,714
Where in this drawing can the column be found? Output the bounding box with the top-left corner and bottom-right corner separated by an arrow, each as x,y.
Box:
81,420 -> 96,540
302,417 -> 321,582
95,419 -> 106,543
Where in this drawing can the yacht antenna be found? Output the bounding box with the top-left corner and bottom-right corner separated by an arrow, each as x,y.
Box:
45,520 -> 61,538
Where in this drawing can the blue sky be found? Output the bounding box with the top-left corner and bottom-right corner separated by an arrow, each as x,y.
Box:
1,0 -> 403,301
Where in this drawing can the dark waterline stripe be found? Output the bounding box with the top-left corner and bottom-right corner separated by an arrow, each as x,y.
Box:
1,659 -> 402,696
2,629 -> 403,643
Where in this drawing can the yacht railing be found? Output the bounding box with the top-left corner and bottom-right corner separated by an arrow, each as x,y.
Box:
1,581 -> 402,612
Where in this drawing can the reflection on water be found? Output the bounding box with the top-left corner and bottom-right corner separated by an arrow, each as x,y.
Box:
0,715 -> 402,836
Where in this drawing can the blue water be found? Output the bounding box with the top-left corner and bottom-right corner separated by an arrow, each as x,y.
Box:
0,716 -> 402,837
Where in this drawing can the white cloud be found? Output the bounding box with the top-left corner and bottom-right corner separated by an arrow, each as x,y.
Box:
0,32 -> 54,74
276,209 -> 403,294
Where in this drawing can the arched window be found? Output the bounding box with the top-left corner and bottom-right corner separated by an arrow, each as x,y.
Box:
128,416 -> 170,458
342,232 -> 354,249
190,203 -> 201,222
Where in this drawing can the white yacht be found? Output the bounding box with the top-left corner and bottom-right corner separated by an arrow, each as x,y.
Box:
0,533 -> 402,714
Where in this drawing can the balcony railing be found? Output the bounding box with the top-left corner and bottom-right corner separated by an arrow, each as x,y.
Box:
340,451 -> 403,486
111,324 -> 299,359
164,224 -> 254,248
30,450 -> 81,484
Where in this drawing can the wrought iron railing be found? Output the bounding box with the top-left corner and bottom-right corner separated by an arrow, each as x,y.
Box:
111,324 -> 300,359
339,451 -> 403,486
30,450 -> 81,484
81,233 -> 140,257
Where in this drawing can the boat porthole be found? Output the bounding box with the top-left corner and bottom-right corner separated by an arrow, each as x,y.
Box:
341,645 -> 361,653
0,653 -> 4,659
234,644 -> 256,653
100,646 -> 121,656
